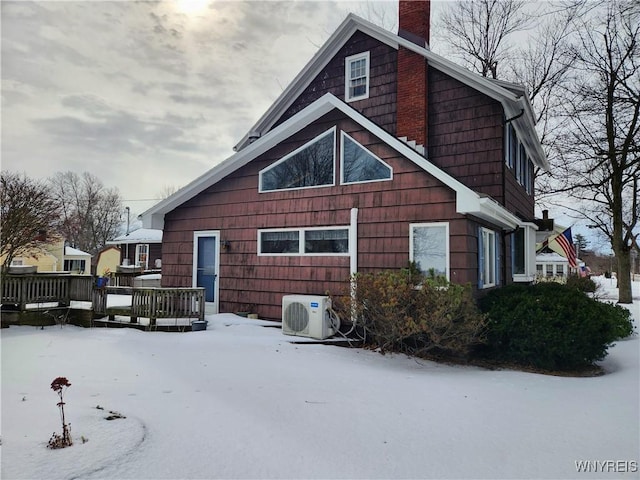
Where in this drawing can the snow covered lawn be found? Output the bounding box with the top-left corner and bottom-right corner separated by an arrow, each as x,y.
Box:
1,278 -> 638,479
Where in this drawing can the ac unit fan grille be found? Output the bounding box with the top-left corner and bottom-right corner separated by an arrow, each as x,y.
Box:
284,302 -> 309,333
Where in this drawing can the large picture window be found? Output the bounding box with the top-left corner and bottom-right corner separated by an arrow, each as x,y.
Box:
259,227 -> 349,256
341,132 -> 392,184
410,223 -> 449,280
259,128 -> 335,192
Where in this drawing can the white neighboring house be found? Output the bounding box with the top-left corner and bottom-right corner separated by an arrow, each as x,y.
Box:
106,228 -> 163,270
63,246 -> 92,275
535,252 -> 570,281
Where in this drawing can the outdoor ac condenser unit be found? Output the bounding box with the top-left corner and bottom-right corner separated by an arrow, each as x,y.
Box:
282,295 -> 335,340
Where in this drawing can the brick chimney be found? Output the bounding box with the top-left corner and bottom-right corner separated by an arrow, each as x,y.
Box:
397,0 -> 430,149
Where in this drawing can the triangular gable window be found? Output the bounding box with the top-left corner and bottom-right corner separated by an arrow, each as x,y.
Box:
259,128 -> 335,192
341,132 -> 392,184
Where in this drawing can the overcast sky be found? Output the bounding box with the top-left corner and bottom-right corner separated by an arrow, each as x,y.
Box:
1,0 -> 413,218
2,0 -> 605,250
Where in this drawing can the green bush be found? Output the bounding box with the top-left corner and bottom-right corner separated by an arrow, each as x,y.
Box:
479,283 -> 635,370
566,275 -> 597,293
334,267 -> 486,359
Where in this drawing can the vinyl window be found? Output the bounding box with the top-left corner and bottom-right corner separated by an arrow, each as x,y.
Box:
410,223 -> 449,280
259,128 -> 336,192
345,52 -> 370,102
341,132 -> 392,184
259,227 -> 349,256
479,228 -> 497,288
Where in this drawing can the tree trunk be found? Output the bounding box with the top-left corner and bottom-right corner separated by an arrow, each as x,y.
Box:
616,247 -> 633,304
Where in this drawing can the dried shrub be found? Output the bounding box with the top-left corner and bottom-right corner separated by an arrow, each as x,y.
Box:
334,266 -> 486,359
48,377 -> 72,449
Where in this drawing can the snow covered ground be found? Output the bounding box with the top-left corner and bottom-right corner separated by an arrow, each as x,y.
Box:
2,277 -> 638,479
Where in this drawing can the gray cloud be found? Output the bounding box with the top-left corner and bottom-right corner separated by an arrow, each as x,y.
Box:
1,0 -> 391,205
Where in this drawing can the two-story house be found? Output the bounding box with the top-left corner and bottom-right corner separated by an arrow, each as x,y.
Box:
141,1 -> 547,319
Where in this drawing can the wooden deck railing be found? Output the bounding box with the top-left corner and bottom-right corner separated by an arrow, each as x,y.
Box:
1,273 -> 94,309
93,286 -> 205,325
3,274 -> 204,327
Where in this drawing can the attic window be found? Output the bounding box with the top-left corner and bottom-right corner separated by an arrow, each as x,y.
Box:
345,52 -> 370,102
341,132 -> 392,184
259,127 -> 336,192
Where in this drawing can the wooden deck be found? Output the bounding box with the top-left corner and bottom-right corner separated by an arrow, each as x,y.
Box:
2,274 -> 206,332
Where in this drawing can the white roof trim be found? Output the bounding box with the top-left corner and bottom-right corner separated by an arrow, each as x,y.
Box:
141,93 -> 521,231
233,13 -> 548,171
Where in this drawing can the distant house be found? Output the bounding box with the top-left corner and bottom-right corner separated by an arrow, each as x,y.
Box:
106,228 -> 162,270
2,236 -> 91,275
141,1 -> 548,319
535,220 -> 584,278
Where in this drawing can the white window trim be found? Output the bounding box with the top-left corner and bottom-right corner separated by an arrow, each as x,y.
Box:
480,228 -> 496,289
409,222 -> 450,281
345,51 -> 370,103
513,223 -> 537,283
135,243 -> 149,270
258,226 -> 350,257
340,131 -> 393,185
258,127 -> 336,193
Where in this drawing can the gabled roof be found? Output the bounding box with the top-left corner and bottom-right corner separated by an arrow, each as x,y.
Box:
106,228 -> 162,245
65,246 -> 91,257
141,93 -> 521,231
233,13 -> 548,171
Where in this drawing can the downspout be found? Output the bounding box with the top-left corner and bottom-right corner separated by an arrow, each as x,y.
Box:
349,208 -> 358,323
349,208 -> 358,278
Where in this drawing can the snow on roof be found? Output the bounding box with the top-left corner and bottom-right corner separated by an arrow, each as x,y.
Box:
536,252 -> 571,263
107,228 -> 162,245
64,246 -> 91,257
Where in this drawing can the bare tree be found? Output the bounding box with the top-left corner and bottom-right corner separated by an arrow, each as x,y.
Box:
550,0 -> 639,303
49,172 -> 124,255
434,0 -> 532,79
158,184 -> 181,200
0,172 -> 62,270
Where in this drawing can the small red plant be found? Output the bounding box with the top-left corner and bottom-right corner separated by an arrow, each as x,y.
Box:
48,377 -> 73,449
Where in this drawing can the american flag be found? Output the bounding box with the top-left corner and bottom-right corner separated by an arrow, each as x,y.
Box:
549,228 -> 578,268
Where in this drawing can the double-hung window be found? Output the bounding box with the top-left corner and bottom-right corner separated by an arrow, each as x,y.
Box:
345,52 -> 370,102
410,223 -> 449,280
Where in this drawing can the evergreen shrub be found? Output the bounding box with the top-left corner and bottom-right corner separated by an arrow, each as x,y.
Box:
566,275 -> 597,293
479,283 -> 635,370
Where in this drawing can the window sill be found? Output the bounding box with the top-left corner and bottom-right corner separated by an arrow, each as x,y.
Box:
513,274 -> 535,283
